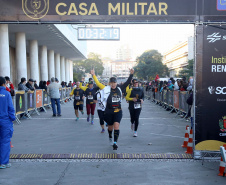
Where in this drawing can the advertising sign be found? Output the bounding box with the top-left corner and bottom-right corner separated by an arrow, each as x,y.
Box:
15,91 -> 26,115
36,89 -> 43,108
195,25 -> 226,151
43,89 -> 49,106
173,91 -> 179,109
27,91 -> 35,111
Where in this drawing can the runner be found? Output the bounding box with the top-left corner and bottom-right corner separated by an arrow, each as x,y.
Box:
94,89 -> 106,133
79,81 -> 98,124
91,68 -> 134,150
126,79 -> 144,137
70,81 -> 85,121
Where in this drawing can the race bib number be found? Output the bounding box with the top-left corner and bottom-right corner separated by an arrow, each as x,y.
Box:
134,102 -> 141,109
112,95 -> 120,103
88,95 -> 93,100
75,96 -> 80,100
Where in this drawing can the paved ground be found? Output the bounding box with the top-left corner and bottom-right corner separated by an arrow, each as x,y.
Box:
0,99 -> 225,184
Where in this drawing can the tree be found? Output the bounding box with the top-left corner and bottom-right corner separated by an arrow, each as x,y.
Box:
73,53 -> 104,81
177,59 -> 194,80
134,50 -> 169,80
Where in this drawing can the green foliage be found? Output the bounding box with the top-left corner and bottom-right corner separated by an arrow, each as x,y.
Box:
177,59 -> 194,79
134,50 -> 169,80
73,53 -> 104,81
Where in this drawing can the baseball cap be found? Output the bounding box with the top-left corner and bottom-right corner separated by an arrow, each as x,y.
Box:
109,77 -> 117,83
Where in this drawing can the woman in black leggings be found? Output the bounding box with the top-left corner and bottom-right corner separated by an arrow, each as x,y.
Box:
126,79 -> 144,137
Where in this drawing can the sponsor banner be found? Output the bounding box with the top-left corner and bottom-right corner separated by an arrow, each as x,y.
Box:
43,89 -> 49,105
36,89 -> 43,108
163,90 -> 168,104
173,91 -> 179,109
27,91 -> 35,111
0,0 -> 226,23
179,91 -> 188,113
15,91 -> 26,115
195,25 -> 226,150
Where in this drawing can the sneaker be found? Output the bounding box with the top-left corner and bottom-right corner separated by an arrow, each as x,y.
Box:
6,163 -> 11,168
81,111 -> 84,115
57,114 -> 61,117
105,122 -> 108,127
131,124 -> 134,131
52,114 -> 56,117
113,142 -> 118,150
0,165 -> 6,169
87,116 -> 90,122
101,129 -> 105,133
133,131 -> 138,137
109,138 -> 113,146
76,117 -> 79,121
91,121 -> 94,125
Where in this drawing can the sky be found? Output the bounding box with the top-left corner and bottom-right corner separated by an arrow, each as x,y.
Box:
85,24 -> 194,61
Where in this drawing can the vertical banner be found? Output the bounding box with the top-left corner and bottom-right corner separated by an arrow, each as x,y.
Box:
36,89 -> 43,108
168,91 -> 174,106
43,89 -> 48,106
195,25 -> 226,151
59,88 -> 63,101
62,88 -> 66,100
27,91 -> 35,111
15,91 -> 26,115
179,91 -> 188,113
173,91 -> 179,109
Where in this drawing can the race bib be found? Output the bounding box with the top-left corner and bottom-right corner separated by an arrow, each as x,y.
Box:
114,108 -> 120,113
76,102 -> 80,105
75,96 -> 80,100
88,95 -> 93,100
134,102 -> 141,109
112,95 -> 120,102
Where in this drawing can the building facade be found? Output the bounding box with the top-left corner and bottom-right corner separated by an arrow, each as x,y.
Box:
163,37 -> 194,77
111,60 -> 136,78
0,24 -> 87,88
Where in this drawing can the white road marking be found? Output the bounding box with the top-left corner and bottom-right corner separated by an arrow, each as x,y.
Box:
149,133 -> 184,138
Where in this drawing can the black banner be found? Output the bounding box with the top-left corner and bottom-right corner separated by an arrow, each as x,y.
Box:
15,91 -> 26,114
27,91 -> 35,111
0,0 -> 226,23
195,25 -> 226,151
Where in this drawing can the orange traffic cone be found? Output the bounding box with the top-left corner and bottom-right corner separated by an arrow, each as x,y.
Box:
185,129 -> 193,154
218,157 -> 226,176
10,141 -> 14,148
182,125 -> 189,148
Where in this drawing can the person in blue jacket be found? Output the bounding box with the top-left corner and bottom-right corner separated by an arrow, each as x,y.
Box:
0,76 -> 15,169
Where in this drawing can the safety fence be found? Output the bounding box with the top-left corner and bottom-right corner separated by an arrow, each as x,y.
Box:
144,89 -> 190,117
13,87 -> 72,124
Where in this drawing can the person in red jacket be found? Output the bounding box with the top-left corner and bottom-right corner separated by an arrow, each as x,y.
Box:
5,76 -> 15,97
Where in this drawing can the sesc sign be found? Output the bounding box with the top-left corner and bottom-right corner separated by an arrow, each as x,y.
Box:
0,0 -> 226,23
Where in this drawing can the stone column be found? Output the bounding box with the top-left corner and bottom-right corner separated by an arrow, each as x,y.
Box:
70,61 -> 73,82
65,59 -> 69,83
60,56 -> 65,82
48,50 -> 55,80
29,40 -> 39,82
16,32 -> 27,85
39,46 -> 48,81
55,53 -> 61,82
0,24 -> 10,77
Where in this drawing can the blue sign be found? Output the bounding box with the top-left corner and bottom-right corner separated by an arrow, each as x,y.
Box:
78,28 -> 120,40
217,0 -> 226,11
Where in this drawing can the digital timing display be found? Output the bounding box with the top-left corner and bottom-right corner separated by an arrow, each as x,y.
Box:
78,28 -> 120,40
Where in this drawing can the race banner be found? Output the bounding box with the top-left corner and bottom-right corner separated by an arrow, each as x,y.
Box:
173,91 -> 179,109
35,89 -> 43,108
195,25 -> 226,151
27,91 -> 35,111
0,0 -> 226,23
15,91 -> 26,115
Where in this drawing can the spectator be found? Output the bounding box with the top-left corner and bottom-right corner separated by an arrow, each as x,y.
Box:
42,81 -> 47,91
0,76 -> 15,169
187,76 -> 193,91
47,80 -> 51,86
55,78 -> 59,83
68,81 -> 72,87
61,81 -> 65,88
18,78 -> 30,92
26,79 -> 35,91
47,77 -> 62,117
5,76 -> 15,96
167,80 -> 174,91
34,80 -> 39,89
174,79 -> 180,90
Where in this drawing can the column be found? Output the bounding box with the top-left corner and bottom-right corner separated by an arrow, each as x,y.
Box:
70,61 -> 73,82
29,40 -> 39,82
40,46 -> 48,81
16,32 -> 27,85
0,24 -> 10,77
55,53 -> 61,82
65,59 -> 69,83
60,56 -> 65,82
48,50 -> 55,80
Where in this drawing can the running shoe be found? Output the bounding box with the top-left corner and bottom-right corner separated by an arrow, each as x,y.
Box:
87,116 -> 90,122
6,163 -> 11,168
76,117 -> 79,121
0,165 -> 6,169
131,124 -> 134,131
101,129 -> 105,133
81,111 -> 84,115
113,142 -> 118,150
133,131 -> 138,137
109,138 -> 113,145
105,122 -> 108,127
91,120 -> 94,125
